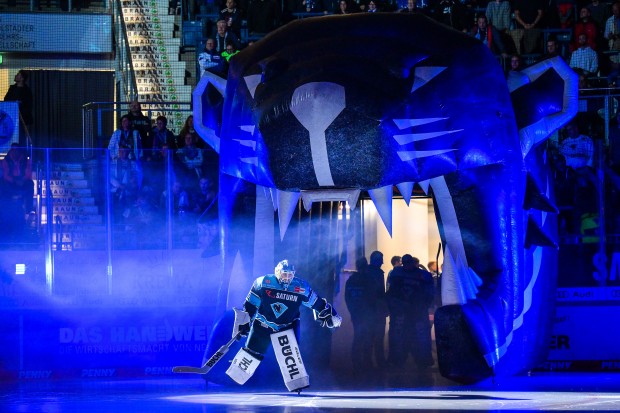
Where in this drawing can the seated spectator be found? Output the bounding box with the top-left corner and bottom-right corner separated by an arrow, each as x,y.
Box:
193,176 -> 218,216
335,0 -> 352,13
399,0 -> 422,13
570,33 -> 599,76
559,121 -> 594,170
108,114 -> 142,160
215,18 -> 241,53
550,152 -> 577,235
160,179 -> 193,217
198,38 -> 225,77
148,115 -> 177,156
366,0 -> 377,11
178,115 -> 202,148
1,143 -> 34,214
300,0 -> 325,12
110,144 -> 142,204
541,37 -> 564,60
470,14 -> 509,58
222,41 -> 240,62
176,132 -> 204,181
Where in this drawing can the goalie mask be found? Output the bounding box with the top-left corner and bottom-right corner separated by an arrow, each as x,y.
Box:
275,260 -> 295,286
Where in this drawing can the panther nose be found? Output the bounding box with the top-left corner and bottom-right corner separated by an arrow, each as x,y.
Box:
290,82 -> 345,187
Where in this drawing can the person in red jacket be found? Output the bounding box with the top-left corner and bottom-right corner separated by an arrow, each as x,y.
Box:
571,7 -> 600,52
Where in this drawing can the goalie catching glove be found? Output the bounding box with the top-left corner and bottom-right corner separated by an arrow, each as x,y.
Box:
232,307 -> 251,337
313,301 -> 342,329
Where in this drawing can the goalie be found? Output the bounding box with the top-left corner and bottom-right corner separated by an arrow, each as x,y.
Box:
226,259 -> 342,392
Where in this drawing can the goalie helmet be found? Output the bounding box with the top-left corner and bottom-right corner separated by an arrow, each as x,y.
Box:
275,260 -> 295,286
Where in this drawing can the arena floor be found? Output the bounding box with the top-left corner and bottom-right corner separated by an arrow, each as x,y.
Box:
3,371 -> 620,412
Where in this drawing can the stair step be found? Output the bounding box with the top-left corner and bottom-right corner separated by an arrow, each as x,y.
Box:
52,171 -> 85,179
40,179 -> 90,189
60,224 -> 107,232
43,205 -> 100,215
40,188 -> 94,197
52,197 -> 96,206
50,214 -> 103,225
61,231 -> 106,240
134,68 -> 187,78
55,163 -> 85,171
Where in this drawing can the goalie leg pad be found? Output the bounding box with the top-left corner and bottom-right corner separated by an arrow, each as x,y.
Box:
225,347 -> 262,385
270,329 -> 310,391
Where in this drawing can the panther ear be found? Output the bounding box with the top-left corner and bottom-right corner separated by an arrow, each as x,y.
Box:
193,71 -> 227,153
509,57 -> 579,158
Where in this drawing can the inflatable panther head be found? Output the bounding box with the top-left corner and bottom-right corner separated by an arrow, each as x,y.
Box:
194,14 -> 577,382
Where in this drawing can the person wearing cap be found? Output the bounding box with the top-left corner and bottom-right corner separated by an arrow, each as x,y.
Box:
226,259 -> 341,392
385,254 -> 435,369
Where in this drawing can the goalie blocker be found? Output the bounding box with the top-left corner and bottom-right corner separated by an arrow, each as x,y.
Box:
226,329 -> 309,391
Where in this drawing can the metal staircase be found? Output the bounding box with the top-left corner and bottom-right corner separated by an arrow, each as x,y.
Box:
121,0 -> 193,132
36,164 -> 105,250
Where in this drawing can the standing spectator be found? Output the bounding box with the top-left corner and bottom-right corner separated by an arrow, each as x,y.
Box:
247,0 -> 279,34
198,38 -> 225,77
587,0 -> 611,35
486,0 -> 512,32
149,115 -> 177,156
570,33 -> 599,76
511,0 -> 545,55
4,70 -> 33,146
605,2 -> 620,71
367,250 -> 388,370
126,100 -> 151,150
1,143 -> 34,214
435,0 -> 471,31
220,0 -> 243,37
385,254 -> 435,368
571,7 -> 599,52
108,115 -> 142,160
556,0 -> 575,29
110,144 -> 143,217
388,255 -> 402,278
345,257 -> 374,376
470,14 -> 510,58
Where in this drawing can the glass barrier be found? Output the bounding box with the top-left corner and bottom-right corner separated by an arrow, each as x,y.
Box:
3,86 -> 620,293
0,146 -> 218,293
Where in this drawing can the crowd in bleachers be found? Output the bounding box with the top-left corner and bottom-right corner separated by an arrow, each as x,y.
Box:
190,0 -> 620,83
106,101 -> 219,250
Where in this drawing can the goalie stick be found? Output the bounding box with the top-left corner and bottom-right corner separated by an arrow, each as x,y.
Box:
172,332 -> 242,374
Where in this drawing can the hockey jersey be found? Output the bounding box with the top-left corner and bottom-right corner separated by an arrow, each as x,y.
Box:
244,274 -> 327,331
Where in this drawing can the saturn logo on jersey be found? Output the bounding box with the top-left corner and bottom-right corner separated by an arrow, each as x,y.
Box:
271,302 -> 288,318
266,290 -> 299,302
